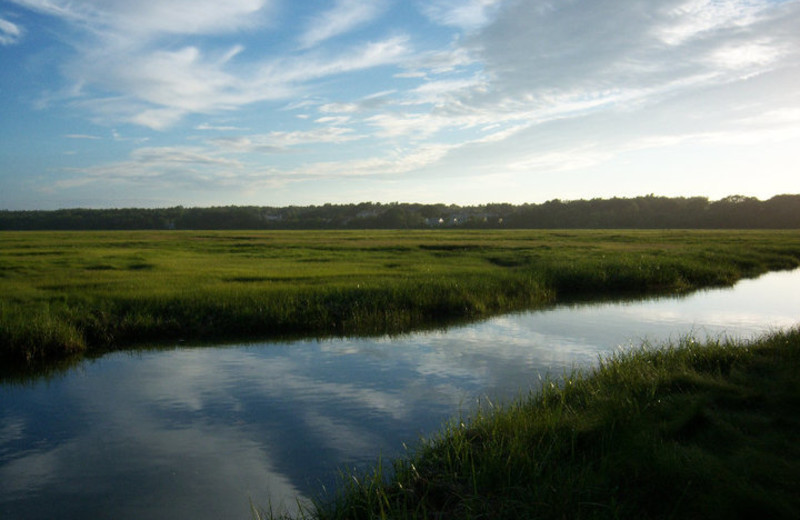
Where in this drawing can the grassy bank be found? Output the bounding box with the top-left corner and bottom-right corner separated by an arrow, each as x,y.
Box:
2,229 -> 800,365
291,329 -> 800,520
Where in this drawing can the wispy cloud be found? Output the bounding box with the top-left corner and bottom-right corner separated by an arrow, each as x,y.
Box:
420,0 -> 503,29
399,45 -> 476,76
0,17 -> 22,45
312,0 -> 798,149
55,145 -> 243,191
319,102 -> 361,114
69,45 -> 247,129
10,0 -> 270,37
318,89 -> 395,116
209,127 -> 363,153
130,146 -> 241,167
71,32 -> 407,129
8,0 -> 800,207
298,0 -> 388,49
404,76 -> 485,105
9,0 -> 408,130
195,123 -> 248,131
64,133 -> 101,140
655,0 -> 769,46
260,142 -> 457,183
471,0 -> 799,98
314,116 -> 351,125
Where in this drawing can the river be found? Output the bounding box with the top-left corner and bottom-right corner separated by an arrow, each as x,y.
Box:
1,269 -> 799,519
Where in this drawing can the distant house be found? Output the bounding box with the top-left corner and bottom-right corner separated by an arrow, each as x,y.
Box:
449,214 -> 469,225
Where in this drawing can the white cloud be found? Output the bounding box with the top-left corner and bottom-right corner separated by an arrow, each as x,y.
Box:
110,129 -> 149,143
210,127 -> 363,153
0,17 -> 23,45
55,145 -> 243,190
470,0 -> 798,101
10,0 -> 408,130
329,1 -> 789,151
314,115 -> 351,124
318,90 -> 396,115
376,0 -> 798,172
366,112 -> 453,139
282,99 -> 319,111
261,36 -> 410,85
707,39 -> 784,69
268,142 -> 456,182
508,146 -> 617,174
56,34 -> 409,130
114,0 -> 268,36
11,0 -> 270,37
130,146 -> 241,167
406,76 -> 484,104
128,108 -> 189,131
11,0 -> 800,206
400,45 -> 476,75
9,0 -> 269,128
68,44 -> 255,129
739,107 -> 800,126
298,0 -> 387,49
195,123 -> 248,131
64,133 -> 101,139
655,0 -> 768,46
420,0 -> 503,29
319,102 -> 360,114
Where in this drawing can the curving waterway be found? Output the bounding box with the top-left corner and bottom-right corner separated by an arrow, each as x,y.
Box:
2,269 -> 799,519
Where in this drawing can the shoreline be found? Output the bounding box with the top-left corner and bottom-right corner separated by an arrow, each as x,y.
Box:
281,328 -> 800,519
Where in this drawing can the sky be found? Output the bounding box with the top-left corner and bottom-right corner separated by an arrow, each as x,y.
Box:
0,0 -> 798,210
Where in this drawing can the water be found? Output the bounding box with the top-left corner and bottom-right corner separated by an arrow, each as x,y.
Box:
1,270 -> 799,519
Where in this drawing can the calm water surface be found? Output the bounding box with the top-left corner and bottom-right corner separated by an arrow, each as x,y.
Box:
2,269 -> 799,519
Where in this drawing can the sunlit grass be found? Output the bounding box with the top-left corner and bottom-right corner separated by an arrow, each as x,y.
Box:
2,229 -> 800,365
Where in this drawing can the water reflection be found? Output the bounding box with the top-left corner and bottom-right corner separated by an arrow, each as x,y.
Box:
1,269 -> 798,519
0,351 -> 304,519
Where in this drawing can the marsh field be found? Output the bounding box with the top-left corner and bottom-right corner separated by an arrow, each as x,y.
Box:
3,229 -> 800,519
2,229 -> 800,367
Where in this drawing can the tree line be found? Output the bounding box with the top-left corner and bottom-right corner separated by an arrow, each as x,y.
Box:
1,194 -> 798,230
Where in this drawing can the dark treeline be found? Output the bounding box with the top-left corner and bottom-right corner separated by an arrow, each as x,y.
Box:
2,194 -> 799,230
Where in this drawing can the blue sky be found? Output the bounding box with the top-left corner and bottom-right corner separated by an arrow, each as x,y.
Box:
1,0 -> 798,209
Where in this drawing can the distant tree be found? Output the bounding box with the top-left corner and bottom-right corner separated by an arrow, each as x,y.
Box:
1,195 -> 798,230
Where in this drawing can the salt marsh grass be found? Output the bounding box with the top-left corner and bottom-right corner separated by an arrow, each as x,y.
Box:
2,229 -> 799,365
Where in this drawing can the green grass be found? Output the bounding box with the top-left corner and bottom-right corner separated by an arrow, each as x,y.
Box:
2,229 -> 800,365
287,329 -> 800,520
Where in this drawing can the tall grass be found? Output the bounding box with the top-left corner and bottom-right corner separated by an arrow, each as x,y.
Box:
294,329 -> 800,520
0,302 -> 85,362
2,229 -> 800,366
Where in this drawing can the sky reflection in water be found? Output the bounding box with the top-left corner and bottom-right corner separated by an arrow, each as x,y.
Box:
1,269 -> 799,519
